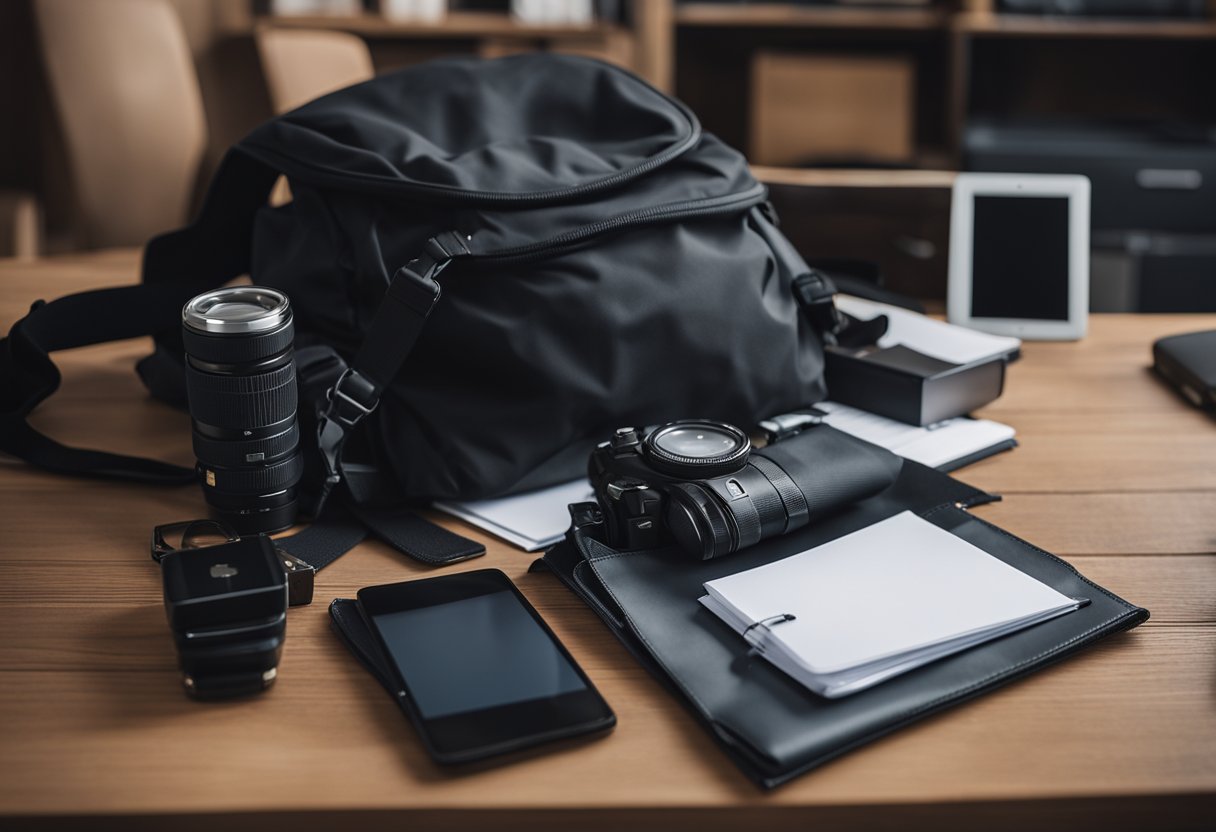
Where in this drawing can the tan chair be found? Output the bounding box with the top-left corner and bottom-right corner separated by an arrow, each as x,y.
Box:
255,28 -> 375,115
34,0 -> 207,250
0,192 -> 43,260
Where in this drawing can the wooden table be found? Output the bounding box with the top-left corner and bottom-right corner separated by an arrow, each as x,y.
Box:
1,250 -> 1214,830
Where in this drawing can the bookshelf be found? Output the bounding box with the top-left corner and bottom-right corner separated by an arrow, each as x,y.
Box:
258,11 -> 628,39
674,3 -> 948,30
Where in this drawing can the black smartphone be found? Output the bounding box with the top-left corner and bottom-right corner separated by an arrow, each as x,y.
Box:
355,569 -> 615,764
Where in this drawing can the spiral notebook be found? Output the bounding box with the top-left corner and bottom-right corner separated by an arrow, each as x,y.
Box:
700,511 -> 1084,698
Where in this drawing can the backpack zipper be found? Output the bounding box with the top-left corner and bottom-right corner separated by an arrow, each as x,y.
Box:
460,182 -> 770,267
242,74 -> 703,209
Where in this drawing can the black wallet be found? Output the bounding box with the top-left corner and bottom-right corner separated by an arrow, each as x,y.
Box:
537,460 -> 1149,789
1153,329 -> 1216,412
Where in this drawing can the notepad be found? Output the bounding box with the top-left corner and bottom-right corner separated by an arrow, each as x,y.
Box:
700,511 -> 1083,698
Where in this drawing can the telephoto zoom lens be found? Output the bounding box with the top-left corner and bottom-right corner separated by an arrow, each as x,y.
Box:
182,287 -> 302,535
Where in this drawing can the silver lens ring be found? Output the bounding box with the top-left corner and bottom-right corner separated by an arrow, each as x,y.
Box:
183,287 -> 291,335
643,420 -> 751,479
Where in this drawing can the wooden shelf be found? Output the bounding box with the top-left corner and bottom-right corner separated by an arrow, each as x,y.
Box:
752,165 -> 957,188
954,12 -> 1216,39
257,11 -> 624,40
676,2 -> 947,31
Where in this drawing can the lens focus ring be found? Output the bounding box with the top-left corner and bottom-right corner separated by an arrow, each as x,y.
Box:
192,422 -> 300,468
185,361 -> 297,431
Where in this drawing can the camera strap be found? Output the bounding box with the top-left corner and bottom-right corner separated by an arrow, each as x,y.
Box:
0,149 -> 280,485
275,503 -> 485,570
313,230 -> 471,515
0,283 -> 201,484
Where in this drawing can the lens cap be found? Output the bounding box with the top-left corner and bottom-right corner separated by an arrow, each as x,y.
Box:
643,420 -> 750,479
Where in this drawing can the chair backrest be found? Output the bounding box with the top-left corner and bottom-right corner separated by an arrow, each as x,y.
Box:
34,0 -> 207,250
255,28 -> 375,115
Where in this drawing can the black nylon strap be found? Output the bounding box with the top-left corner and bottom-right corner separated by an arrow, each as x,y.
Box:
792,270 -> 847,344
353,231 -> 470,395
0,149 -> 280,486
314,230 -> 471,513
353,504 -> 486,565
275,506 -> 370,571
0,285 -> 205,483
276,503 -> 485,570
143,149 -> 280,291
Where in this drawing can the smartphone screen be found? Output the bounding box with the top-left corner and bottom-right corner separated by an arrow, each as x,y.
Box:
971,195 -> 1071,321
358,570 -> 614,763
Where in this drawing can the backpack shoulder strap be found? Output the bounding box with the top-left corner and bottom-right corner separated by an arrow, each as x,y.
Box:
0,149 -> 280,484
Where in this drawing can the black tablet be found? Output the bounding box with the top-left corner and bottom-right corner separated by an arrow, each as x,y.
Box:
356,569 -> 615,764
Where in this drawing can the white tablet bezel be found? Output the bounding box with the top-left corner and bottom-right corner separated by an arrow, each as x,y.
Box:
947,173 -> 1090,341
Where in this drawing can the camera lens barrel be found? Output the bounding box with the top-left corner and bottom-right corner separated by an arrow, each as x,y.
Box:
182,287 -> 301,535
664,456 -> 809,560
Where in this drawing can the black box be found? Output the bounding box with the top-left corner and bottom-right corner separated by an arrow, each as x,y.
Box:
825,344 -> 1007,426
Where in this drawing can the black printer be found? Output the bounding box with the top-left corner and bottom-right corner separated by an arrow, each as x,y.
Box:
964,119 -> 1216,234
965,119 -> 1216,311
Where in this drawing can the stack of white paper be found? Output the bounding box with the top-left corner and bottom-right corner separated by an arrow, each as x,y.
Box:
814,401 -> 1015,470
433,480 -> 595,551
700,511 -> 1082,698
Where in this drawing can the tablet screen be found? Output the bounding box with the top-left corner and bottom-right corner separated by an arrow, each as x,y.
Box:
371,590 -> 588,719
971,195 -> 1070,321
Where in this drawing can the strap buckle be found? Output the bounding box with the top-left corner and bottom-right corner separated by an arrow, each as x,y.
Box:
793,270 -> 847,342
325,368 -> 378,430
315,368 -> 379,506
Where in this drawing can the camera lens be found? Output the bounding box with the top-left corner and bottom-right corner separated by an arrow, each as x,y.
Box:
660,441 -> 812,561
643,420 -> 750,479
183,287 -> 301,535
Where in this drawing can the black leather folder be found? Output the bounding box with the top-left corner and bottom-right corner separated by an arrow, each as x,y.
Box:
534,461 -> 1149,788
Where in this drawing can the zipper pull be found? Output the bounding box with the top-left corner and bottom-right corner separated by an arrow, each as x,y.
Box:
759,199 -> 780,228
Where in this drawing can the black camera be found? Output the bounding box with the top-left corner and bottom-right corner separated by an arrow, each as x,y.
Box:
589,415 -> 901,560
182,287 -> 303,535
152,520 -> 314,699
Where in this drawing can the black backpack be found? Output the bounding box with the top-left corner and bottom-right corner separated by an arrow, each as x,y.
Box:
0,53 -> 842,513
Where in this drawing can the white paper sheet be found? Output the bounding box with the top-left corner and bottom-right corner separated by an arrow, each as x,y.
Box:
815,401 -> 1015,469
433,479 -> 595,551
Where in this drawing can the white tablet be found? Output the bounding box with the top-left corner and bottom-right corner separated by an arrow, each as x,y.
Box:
948,173 -> 1090,340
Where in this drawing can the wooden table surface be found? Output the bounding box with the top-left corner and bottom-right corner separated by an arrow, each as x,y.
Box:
1,251 -> 1214,830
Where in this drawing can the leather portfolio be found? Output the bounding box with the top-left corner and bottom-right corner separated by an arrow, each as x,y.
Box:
535,460 -> 1148,788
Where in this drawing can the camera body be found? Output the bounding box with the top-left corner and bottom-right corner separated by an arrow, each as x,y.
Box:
589,418 -> 823,561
